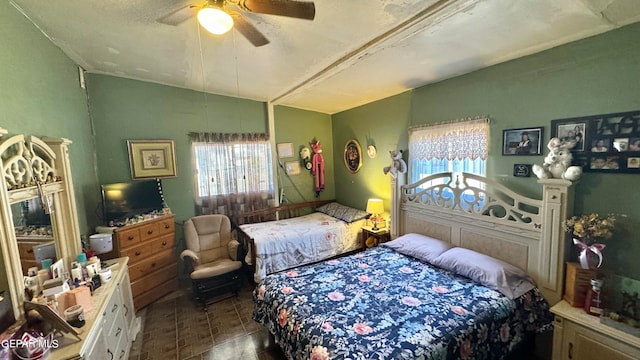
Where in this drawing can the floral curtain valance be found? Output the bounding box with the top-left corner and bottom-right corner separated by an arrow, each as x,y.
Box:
188,132 -> 269,143
409,117 -> 489,161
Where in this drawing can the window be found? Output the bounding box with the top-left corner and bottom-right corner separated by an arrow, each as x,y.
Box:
192,142 -> 273,197
408,117 -> 489,184
189,132 -> 274,220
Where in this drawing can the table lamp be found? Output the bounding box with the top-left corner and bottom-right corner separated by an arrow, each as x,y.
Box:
366,198 -> 384,231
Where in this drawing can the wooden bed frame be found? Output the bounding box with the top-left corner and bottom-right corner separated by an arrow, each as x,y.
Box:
233,199 -> 336,278
393,172 -> 575,305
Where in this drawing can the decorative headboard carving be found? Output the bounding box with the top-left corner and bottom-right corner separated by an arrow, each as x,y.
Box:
395,172 -> 573,304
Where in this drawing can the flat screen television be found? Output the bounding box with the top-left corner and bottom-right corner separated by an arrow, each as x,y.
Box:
101,179 -> 165,223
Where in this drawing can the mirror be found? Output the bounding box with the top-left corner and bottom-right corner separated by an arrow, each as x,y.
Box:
0,131 -> 82,320
11,198 -> 57,276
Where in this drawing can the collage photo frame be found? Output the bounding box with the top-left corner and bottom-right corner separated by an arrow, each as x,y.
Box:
551,110 -> 640,174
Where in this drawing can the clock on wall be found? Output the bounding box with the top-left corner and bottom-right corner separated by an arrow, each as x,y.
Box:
344,139 -> 363,173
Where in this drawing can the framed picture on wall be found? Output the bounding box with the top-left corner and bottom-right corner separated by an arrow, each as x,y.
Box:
127,140 -> 177,180
284,161 -> 301,175
553,121 -> 587,152
551,109 -> 640,173
277,142 -> 294,158
344,139 -> 363,173
502,127 -> 544,155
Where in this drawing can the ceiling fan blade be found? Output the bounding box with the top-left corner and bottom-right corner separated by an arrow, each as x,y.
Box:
231,13 -> 270,47
241,0 -> 315,20
157,3 -> 200,26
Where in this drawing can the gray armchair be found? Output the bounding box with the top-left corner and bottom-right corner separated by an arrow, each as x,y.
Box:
181,214 -> 243,309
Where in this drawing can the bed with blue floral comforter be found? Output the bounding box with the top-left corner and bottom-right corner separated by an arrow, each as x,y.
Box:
253,246 -> 552,360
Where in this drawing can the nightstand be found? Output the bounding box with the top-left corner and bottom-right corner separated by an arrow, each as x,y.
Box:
550,300 -> 640,360
361,226 -> 390,250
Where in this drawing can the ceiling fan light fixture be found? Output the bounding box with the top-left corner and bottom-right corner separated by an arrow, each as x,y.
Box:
198,7 -> 234,35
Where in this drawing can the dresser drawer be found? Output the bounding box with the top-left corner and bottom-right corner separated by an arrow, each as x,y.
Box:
138,222 -> 160,242
102,287 -> 123,337
151,233 -> 175,255
117,228 -> 141,249
133,277 -> 178,311
157,218 -> 175,236
120,242 -> 153,264
128,249 -> 176,282
131,262 -> 178,299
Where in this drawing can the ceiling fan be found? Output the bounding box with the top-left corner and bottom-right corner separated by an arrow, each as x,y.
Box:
157,0 -> 316,47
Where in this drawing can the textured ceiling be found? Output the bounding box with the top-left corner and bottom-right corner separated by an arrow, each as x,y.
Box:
9,0 -> 640,114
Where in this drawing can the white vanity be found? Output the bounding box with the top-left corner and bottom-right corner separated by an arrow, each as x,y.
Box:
53,258 -> 137,360
0,129 -> 138,359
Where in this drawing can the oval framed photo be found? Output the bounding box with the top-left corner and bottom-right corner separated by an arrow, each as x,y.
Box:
344,139 -> 363,173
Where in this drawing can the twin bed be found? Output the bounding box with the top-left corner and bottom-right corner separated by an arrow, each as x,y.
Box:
243,172 -> 575,359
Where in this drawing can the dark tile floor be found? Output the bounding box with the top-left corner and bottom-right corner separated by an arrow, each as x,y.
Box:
127,283 -> 286,360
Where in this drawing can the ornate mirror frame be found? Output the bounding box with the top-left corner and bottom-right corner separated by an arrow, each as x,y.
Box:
0,128 -> 82,319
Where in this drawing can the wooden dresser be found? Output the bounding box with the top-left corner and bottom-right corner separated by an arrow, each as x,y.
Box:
111,215 -> 178,311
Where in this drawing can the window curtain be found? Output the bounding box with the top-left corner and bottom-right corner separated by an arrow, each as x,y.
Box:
189,132 -> 275,223
408,117 -> 489,183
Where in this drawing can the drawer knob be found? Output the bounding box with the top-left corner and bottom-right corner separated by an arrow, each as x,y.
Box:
128,235 -> 134,240
135,251 -> 141,256
165,224 -> 170,229
162,241 -> 167,246
147,230 -> 154,235
151,262 -> 156,267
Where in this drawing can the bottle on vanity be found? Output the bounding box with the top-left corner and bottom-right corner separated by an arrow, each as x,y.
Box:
584,279 -> 604,316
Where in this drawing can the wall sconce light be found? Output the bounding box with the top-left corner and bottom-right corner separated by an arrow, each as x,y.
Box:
366,198 -> 384,231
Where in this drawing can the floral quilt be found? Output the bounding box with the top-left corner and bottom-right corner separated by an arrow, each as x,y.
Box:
253,246 -> 552,360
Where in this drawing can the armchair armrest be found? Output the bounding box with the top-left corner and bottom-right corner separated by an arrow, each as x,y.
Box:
228,239 -> 241,261
180,249 -> 200,263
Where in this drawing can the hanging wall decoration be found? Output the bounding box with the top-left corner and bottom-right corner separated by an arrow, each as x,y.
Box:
551,109 -> 640,174
344,139 -> 362,174
310,138 -> 325,196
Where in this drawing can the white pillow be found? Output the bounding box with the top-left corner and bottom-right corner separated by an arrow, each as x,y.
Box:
381,233 -> 452,264
432,247 -> 536,299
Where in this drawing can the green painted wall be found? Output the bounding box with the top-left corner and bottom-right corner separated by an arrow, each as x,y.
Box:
0,3 -> 96,235
332,92 -> 412,212
332,23 -> 640,279
1,2 -> 95,296
274,106 -> 335,203
86,74 -> 269,224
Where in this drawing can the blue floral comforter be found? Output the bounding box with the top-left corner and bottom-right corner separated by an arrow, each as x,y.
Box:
253,246 -> 552,360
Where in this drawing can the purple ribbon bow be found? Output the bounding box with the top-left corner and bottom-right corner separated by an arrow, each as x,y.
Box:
573,238 -> 606,269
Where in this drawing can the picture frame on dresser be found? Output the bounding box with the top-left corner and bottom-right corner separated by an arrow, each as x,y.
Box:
551,109 -> 640,174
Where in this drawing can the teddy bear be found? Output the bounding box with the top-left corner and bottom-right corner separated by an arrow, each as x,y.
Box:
383,150 -> 407,177
532,137 -> 582,181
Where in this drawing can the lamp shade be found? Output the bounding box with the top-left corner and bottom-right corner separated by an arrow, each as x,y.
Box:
366,198 -> 384,215
197,7 -> 234,35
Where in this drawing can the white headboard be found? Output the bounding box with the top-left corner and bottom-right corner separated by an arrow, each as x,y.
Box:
393,172 -> 574,305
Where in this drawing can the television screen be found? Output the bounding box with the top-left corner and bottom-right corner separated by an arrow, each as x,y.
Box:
101,179 -> 165,223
